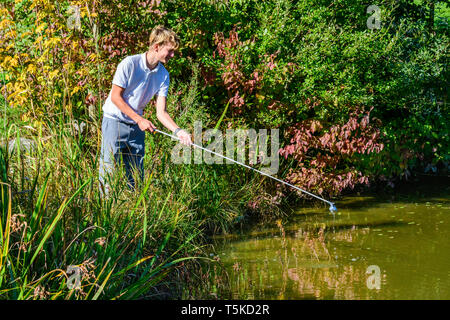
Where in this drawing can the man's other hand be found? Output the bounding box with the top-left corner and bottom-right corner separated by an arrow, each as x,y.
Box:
137,118 -> 156,133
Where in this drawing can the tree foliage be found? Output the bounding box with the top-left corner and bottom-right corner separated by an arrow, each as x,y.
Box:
1,0 -> 448,198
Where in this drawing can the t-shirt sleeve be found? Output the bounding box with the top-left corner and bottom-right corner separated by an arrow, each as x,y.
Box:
157,74 -> 170,97
112,57 -> 132,89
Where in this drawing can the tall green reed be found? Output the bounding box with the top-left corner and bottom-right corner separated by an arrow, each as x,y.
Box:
0,118 -> 207,299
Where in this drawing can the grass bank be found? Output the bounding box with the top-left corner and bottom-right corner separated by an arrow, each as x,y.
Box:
0,109 -> 282,299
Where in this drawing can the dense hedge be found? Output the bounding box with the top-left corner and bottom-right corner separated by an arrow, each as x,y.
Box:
1,0 -> 448,199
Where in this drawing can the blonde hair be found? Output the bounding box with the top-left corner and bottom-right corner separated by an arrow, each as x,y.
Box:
149,25 -> 180,50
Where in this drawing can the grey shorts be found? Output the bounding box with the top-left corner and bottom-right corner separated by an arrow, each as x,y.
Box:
99,116 -> 145,194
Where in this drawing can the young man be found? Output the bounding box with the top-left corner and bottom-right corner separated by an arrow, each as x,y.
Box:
99,25 -> 191,196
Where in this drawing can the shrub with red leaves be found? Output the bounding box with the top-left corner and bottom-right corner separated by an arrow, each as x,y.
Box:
279,108 -> 384,197
214,29 -> 256,114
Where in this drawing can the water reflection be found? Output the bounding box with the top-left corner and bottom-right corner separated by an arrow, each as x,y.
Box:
208,179 -> 450,299
216,226 -> 385,299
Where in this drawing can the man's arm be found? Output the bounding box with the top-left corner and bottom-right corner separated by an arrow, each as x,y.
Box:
111,84 -> 155,132
156,95 -> 191,145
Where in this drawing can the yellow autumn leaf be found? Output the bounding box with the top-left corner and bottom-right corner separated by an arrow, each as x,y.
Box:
43,38 -> 52,47
14,82 -> 25,91
43,37 -> 61,48
8,90 -> 18,100
33,120 -> 42,129
27,64 -> 37,73
37,49 -> 50,62
49,70 -> 59,79
5,30 -> 17,39
17,73 -> 26,81
71,86 -> 81,95
255,93 -> 265,101
2,56 -> 12,65
63,62 -> 72,71
10,57 -> 18,68
0,18 -> 12,30
21,31 -> 32,38
35,23 -> 47,33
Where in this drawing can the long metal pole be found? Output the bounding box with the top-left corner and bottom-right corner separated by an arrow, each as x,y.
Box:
154,128 -> 337,213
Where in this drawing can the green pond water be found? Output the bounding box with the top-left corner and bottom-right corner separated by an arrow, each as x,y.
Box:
207,177 -> 450,300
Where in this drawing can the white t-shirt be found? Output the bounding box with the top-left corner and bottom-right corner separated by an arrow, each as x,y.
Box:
102,52 -> 170,124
